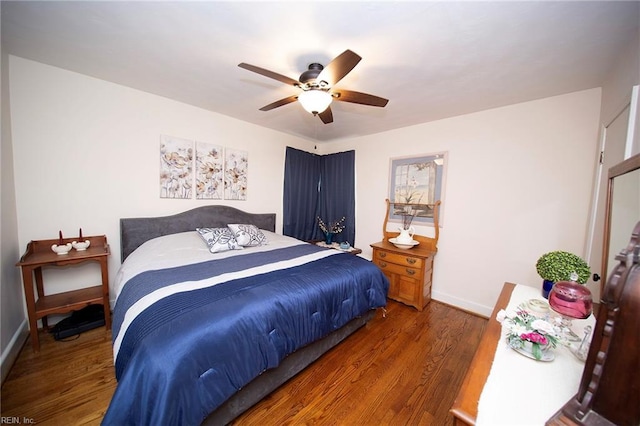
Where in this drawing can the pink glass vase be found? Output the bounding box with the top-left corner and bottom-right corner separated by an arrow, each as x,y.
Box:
548,281 -> 593,319
548,281 -> 593,342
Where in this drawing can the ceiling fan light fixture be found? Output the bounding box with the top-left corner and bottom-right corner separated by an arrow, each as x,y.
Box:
298,89 -> 332,114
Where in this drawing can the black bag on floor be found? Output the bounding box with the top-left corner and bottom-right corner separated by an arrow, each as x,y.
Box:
50,304 -> 105,340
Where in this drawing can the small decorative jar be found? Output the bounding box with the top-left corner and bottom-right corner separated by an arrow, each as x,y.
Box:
51,243 -> 72,255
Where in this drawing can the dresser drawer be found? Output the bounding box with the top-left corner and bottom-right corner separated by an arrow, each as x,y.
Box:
374,250 -> 424,269
373,259 -> 420,278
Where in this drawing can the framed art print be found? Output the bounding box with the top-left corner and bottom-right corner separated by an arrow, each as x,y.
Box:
388,152 -> 447,225
159,135 -> 193,199
224,148 -> 248,200
195,141 -> 223,200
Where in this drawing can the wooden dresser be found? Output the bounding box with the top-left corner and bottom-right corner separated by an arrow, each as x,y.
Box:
371,199 -> 440,311
450,282 -> 514,425
450,282 -> 600,425
370,241 -> 435,310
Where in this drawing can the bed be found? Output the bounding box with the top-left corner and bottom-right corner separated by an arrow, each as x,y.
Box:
103,206 -> 389,425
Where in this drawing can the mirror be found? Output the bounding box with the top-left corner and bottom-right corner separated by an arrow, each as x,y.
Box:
601,153 -> 640,295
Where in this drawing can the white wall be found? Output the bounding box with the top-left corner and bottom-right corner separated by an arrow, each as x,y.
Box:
584,29 -> 640,295
1,41 -> 29,382
599,28 -> 640,137
5,55 -> 604,327
9,56 -> 313,305
322,89 -> 602,316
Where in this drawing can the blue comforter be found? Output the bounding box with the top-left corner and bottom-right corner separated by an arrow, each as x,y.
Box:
103,243 -> 388,425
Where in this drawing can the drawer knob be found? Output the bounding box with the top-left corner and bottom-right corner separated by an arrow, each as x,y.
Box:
379,252 -> 387,258
379,261 -> 387,268
406,257 -> 416,264
406,268 -> 416,276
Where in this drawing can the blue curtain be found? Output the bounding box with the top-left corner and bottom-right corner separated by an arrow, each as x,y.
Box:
283,147 -> 321,241
283,147 -> 355,245
318,150 -> 355,244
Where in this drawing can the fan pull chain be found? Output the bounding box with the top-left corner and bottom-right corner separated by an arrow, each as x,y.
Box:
314,116 -> 318,142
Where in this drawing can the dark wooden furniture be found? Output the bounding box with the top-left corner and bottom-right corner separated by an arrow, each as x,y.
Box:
599,153 -> 640,295
450,282 -> 514,425
370,199 -> 440,310
16,235 -> 111,352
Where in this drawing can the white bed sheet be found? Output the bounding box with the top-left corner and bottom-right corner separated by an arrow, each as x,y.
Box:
113,230 -> 305,301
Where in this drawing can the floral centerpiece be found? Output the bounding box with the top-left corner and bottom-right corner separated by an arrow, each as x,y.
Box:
317,216 -> 346,244
497,307 -> 562,360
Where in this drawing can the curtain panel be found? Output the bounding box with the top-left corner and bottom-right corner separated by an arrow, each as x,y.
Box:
318,150 -> 355,244
283,147 -> 355,245
283,147 -> 321,241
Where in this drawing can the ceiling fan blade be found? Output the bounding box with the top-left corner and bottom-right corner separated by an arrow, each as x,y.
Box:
259,95 -> 298,111
238,63 -> 300,87
333,89 -> 389,107
317,50 -> 361,86
318,106 -> 333,124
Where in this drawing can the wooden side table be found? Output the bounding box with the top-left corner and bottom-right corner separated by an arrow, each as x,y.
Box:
314,241 -> 362,255
16,235 -> 111,351
370,240 -> 435,310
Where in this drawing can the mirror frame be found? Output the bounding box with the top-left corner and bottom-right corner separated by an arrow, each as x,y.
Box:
601,152 -> 640,296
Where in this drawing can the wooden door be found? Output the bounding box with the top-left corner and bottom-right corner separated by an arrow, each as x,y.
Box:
587,102 -> 630,300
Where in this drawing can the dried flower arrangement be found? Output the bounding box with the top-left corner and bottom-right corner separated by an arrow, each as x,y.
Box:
317,216 -> 346,235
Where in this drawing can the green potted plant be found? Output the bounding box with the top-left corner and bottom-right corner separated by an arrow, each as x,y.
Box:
536,250 -> 591,298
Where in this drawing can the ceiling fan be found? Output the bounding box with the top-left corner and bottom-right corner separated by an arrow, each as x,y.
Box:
238,50 -> 388,124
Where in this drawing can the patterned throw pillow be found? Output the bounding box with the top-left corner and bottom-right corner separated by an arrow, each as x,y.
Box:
196,227 -> 243,253
227,224 -> 268,247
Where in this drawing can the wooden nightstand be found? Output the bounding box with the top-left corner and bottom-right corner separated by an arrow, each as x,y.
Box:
16,235 -> 111,351
314,241 -> 362,255
370,241 -> 434,310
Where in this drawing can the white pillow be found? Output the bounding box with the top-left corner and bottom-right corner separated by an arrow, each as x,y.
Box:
196,227 -> 243,253
227,224 -> 268,247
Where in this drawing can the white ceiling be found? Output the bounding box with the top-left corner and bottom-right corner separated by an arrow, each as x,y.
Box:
2,1 -> 639,142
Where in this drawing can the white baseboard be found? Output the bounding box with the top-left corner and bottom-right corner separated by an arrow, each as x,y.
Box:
432,290 -> 493,318
1,319 -> 28,384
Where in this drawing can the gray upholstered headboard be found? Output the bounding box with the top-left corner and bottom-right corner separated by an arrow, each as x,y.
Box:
120,205 -> 276,262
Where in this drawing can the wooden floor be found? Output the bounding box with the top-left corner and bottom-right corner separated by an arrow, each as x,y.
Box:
1,300 -> 486,425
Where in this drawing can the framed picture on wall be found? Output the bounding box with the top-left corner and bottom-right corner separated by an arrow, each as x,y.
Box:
388,152 -> 447,225
224,148 -> 248,200
159,135 -> 193,199
159,135 -> 249,201
195,141 -> 223,200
